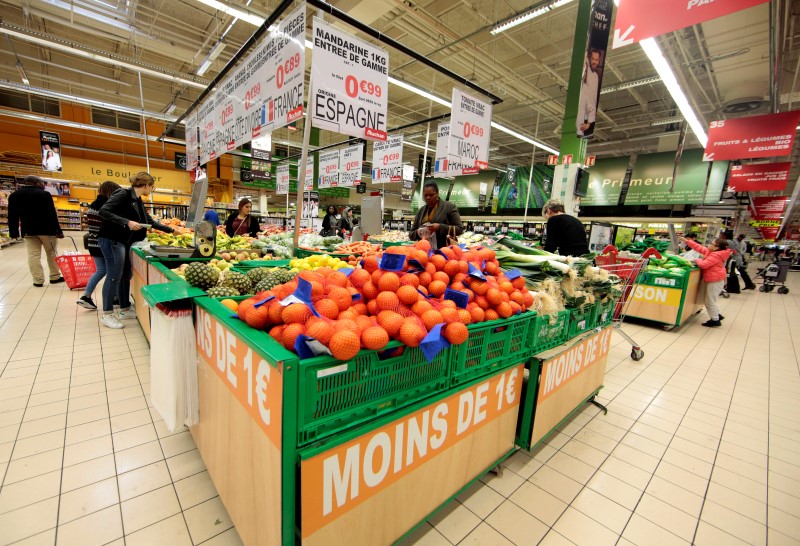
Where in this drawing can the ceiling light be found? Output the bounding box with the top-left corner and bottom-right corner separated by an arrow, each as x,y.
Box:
600,76 -> 662,94
0,24 -> 207,89
651,117 -> 684,126
490,0 -> 575,35
15,62 -> 29,85
195,0 -> 265,26
388,77 -> 450,107
197,40 -> 227,76
165,102 -> 177,115
491,122 -> 558,154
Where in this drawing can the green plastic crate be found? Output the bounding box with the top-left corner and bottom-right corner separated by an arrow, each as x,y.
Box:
596,298 -> 616,326
450,312 -> 535,386
567,304 -> 597,339
231,259 -> 291,272
530,309 -> 570,354
294,248 -> 353,259
296,342 -> 451,446
369,240 -> 413,249
641,271 -> 688,289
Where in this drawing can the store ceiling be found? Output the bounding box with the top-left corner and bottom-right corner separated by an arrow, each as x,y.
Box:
1,0 -> 799,220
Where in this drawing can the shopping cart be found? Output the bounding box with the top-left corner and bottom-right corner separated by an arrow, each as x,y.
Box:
54,236 -> 96,290
595,245 -> 652,361
756,259 -> 791,294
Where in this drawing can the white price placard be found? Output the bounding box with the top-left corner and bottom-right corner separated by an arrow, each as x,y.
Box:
339,144 -> 363,187
184,110 -> 199,171
318,150 -> 340,188
447,88 -> 492,176
276,163 -> 291,195
371,134 -> 403,183
303,156 -> 314,191
310,18 -> 389,141
434,122 -> 450,178
198,96 -> 217,165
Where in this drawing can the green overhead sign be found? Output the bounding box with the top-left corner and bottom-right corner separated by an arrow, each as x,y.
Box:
624,148 -> 728,205
582,156 -> 629,206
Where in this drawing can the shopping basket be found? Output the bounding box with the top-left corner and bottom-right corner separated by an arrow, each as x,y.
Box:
55,237 -> 96,290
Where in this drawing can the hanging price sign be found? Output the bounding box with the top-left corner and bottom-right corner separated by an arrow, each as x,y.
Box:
318,150 -> 340,189
339,144 -> 363,187
276,163 -> 291,195
434,122 -> 449,178
447,88 -> 492,176
371,134 -> 403,183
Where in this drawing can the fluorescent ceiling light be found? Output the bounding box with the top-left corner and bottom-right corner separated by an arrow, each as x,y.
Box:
491,0 -> 575,35
195,0 -> 264,26
197,40 -> 227,76
388,77 -> 450,107
165,102 -> 177,115
15,62 -> 29,85
0,25 -> 207,89
600,75 -> 662,94
491,122 -> 558,154
639,38 -> 707,146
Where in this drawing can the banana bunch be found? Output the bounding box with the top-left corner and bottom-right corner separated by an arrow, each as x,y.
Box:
146,232 -> 194,248
216,232 -> 254,251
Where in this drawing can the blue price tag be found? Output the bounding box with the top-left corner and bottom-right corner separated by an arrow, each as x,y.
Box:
253,295 -> 275,308
420,324 -> 451,363
505,269 -> 522,280
408,259 -> 425,271
294,334 -> 316,360
468,262 -> 486,280
380,254 -> 406,271
351,293 -> 362,301
280,277 -> 320,317
444,288 -> 469,309
339,267 -> 354,277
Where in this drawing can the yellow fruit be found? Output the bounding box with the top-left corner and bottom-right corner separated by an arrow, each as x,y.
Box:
220,299 -> 239,312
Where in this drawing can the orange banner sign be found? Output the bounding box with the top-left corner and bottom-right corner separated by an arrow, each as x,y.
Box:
300,364 -> 524,538
538,327 -> 612,403
195,307 -> 283,449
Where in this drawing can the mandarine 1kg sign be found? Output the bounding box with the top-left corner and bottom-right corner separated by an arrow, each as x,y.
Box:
300,364 -> 523,545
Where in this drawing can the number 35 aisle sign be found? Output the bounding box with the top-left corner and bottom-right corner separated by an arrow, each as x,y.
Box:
311,18 -> 389,141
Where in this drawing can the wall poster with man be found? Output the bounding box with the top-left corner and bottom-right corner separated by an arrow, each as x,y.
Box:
576,0 -> 614,139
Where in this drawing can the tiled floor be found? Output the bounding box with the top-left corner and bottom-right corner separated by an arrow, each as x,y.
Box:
1,243 -> 799,545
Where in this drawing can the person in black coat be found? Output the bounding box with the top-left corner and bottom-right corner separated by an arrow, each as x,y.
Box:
98,172 -> 176,328
77,181 -> 120,310
321,205 -> 338,236
8,175 -> 65,287
408,181 -> 463,249
224,198 -> 260,237
542,200 -> 589,257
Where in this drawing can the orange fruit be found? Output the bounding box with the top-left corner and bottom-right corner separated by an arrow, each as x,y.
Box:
511,277 -> 526,290
316,266 -> 334,278
430,255 -> 447,271
349,268 -> 371,288
414,239 -> 431,253
269,324 -> 285,342
510,302 -> 523,315
315,298 -> 340,320
361,281 -> 379,301
361,326 -> 390,351
400,274 -> 420,288
486,288 -> 503,306
444,322 -> 469,345
338,309 -> 358,321
351,302 -> 368,315
298,271 -> 324,284
220,299 -> 239,312
356,315 -> 374,333
458,261 -> 469,274
246,305 -> 270,330
433,271 -> 450,285
377,310 -> 404,336
523,292 -> 535,308
484,261 -> 499,275
281,303 -> 311,324
440,307 -> 460,324
462,289 -> 475,303
412,300 -> 434,316
443,260 -> 461,279
329,330 -> 361,360
399,319 -> 426,348
428,280 -> 447,298
471,280 -> 489,296
366,300 -> 378,315
362,255 -> 379,273
282,323 -> 306,351
497,302 -> 513,318
417,286 -> 428,296
397,285 -> 420,306
440,247 -> 455,260
309,281 -> 325,300
469,306 -> 486,323
451,281 -> 465,291
440,300 -> 457,309
378,272 -> 400,293
237,298 -> 255,321
500,291 -> 510,303
457,309 -> 472,324
328,286 -> 353,311
265,301 -> 282,325
510,291 -> 525,306
485,309 -> 499,321
499,281 -> 515,295
307,318 -> 333,344
327,271 -> 349,288
475,295 -> 490,310
337,318 -> 361,335
421,309 -> 444,331
376,291 -> 400,311
371,269 -> 384,286
417,272 -> 432,288
425,263 -> 437,277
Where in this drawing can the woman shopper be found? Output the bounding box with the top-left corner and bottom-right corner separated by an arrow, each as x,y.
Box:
98,172 -> 176,329
320,205 -> 338,236
408,181 -> 463,249
224,198 -> 260,237
77,181 -> 120,310
337,207 -> 356,239
680,236 -> 733,328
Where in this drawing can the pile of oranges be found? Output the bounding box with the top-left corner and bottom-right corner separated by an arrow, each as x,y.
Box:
235,239 -> 535,361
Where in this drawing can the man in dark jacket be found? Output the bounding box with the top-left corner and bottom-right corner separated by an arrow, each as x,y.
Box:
8,175 -> 65,287
543,200 -> 589,257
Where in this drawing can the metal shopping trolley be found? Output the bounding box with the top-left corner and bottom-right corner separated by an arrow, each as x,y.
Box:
756,259 -> 791,294
595,245 -> 653,361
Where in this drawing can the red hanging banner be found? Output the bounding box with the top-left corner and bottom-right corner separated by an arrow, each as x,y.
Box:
749,196 -> 788,242
703,111 -> 800,162
613,0 -> 769,49
728,162 -> 791,192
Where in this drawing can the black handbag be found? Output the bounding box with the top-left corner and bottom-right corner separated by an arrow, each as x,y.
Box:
726,261 -> 741,294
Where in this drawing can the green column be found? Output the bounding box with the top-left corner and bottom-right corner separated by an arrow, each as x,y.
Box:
558,0 -> 592,164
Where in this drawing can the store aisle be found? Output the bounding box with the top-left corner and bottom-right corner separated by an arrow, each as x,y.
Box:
0,242 -> 798,546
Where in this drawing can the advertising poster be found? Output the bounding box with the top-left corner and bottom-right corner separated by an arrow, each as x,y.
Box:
749,196 -> 788,241
310,18 -> 389,141
198,5 -> 305,164
339,144 -> 363,187
728,162 -> 791,192
371,134 -> 403,183
401,179 -> 413,201
433,122 -> 450,178
581,156 -> 629,206
302,191 -> 319,219
251,148 -> 272,180
703,111 -> 800,162
576,0 -> 613,139
494,164 -> 555,210
276,163 -> 291,195
613,0 -> 768,48
318,150 -> 340,189
42,181 -> 70,196
40,131 -> 62,172
623,149 -> 728,205
447,89 -> 491,176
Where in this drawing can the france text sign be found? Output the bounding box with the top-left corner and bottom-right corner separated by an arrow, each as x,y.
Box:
371,135 -> 403,183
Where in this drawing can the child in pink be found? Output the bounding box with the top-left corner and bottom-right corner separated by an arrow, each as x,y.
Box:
680,237 -> 733,327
